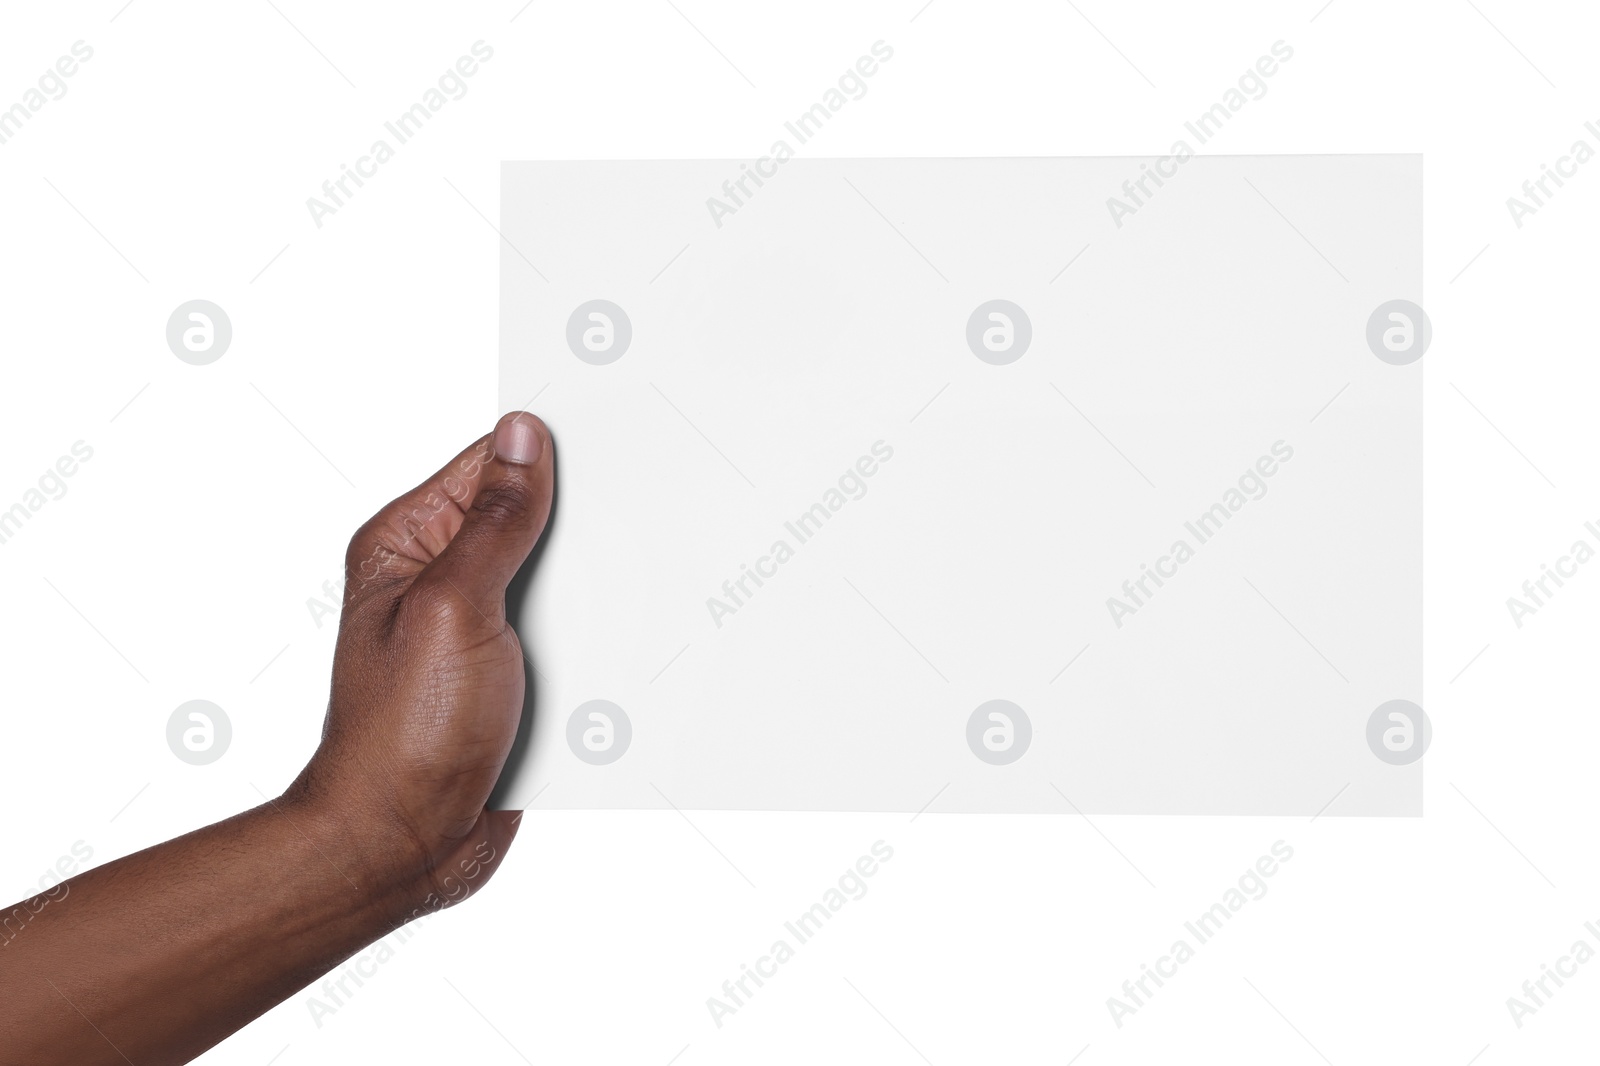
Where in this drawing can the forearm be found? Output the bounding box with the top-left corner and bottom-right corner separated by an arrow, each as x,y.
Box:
0,794 -> 425,1066
0,412 -> 547,1063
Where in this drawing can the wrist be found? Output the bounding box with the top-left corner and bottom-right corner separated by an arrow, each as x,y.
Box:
272,780 -> 439,928
276,772 -> 510,925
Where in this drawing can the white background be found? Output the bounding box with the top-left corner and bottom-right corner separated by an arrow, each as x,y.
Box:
0,1 -> 1595,1062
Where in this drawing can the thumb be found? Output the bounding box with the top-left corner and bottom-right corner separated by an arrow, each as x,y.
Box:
416,411 -> 554,606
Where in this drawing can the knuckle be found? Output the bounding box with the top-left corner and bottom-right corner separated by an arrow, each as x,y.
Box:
344,521 -> 404,591
399,579 -> 468,629
343,533 -> 382,586
470,479 -> 533,527
344,520 -> 380,572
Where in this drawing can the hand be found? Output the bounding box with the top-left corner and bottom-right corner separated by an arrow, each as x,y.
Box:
290,410 -> 554,906
0,413 -> 554,1066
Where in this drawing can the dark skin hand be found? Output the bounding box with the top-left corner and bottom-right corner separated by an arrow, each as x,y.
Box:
0,411 -> 554,1065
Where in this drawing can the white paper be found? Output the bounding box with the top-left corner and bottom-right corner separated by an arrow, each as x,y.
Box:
494,156 -> 1423,815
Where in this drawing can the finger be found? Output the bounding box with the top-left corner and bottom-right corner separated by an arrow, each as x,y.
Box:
343,430 -> 499,597
414,411 -> 554,606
